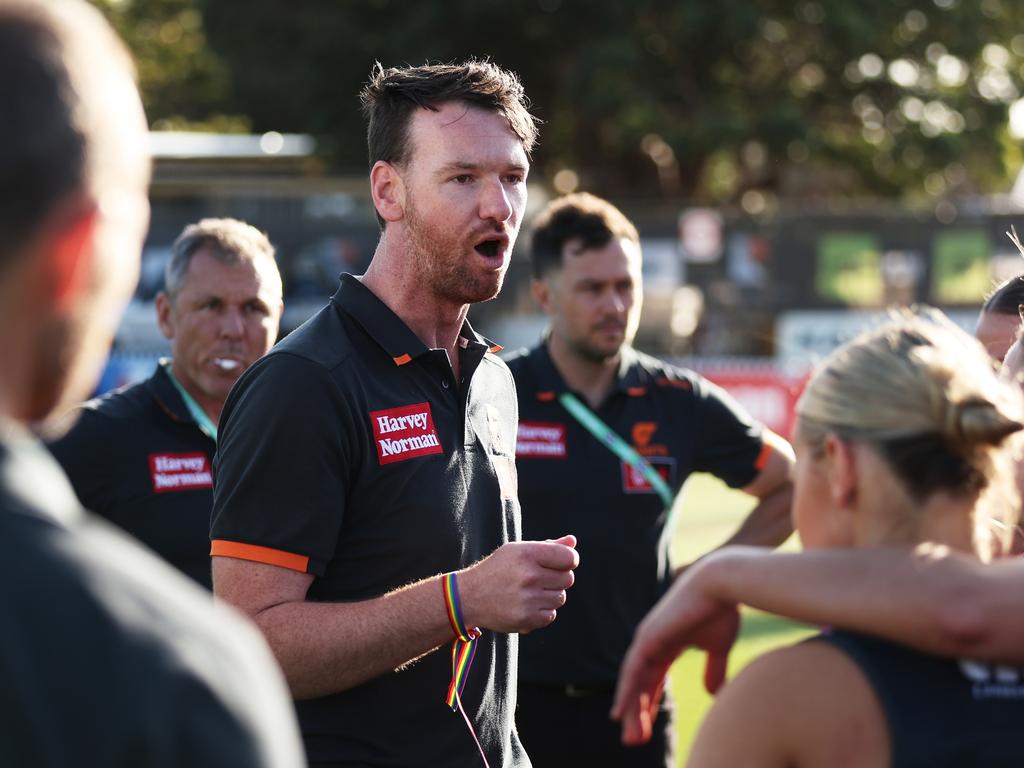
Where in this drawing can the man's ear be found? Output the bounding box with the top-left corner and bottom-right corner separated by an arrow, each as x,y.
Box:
155,291 -> 175,341
531,276 -> 556,314
822,433 -> 857,509
46,202 -> 100,310
370,160 -> 406,224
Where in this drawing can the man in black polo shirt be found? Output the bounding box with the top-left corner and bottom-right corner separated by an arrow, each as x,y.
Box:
211,61 -> 579,767
0,1 -> 302,764
49,217 -> 283,588
506,193 -> 794,767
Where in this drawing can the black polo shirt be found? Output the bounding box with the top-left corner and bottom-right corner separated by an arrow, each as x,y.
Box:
0,427 -> 305,767
211,274 -> 527,767
47,362 -> 217,588
505,342 -> 767,685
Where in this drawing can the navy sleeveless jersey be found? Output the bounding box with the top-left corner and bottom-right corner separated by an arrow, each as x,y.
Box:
817,630 -> 1024,767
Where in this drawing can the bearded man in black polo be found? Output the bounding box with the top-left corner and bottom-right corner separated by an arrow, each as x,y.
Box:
211,61 -> 579,767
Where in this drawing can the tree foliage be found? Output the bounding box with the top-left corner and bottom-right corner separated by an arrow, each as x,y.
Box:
109,0 -> 1024,203
90,0 -> 249,132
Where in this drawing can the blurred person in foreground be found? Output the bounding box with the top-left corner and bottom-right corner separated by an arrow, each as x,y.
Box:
506,193 -> 794,767
48,217 -> 283,588
0,1 -> 302,764
210,60 -> 578,767
614,311 -> 1024,766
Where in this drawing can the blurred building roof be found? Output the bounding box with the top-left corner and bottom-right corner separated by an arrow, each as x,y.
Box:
149,131 -> 315,159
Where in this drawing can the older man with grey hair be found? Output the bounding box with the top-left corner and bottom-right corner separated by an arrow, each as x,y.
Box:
49,216 -> 283,588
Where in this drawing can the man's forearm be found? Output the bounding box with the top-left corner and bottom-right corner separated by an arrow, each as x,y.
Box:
252,575 -> 454,699
696,546 -> 1024,661
215,537 -> 578,700
718,483 -> 794,550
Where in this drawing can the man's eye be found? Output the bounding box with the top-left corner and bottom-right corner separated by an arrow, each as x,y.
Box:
453,175 -> 473,184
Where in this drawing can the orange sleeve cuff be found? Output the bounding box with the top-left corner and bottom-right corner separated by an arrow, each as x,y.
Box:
210,539 -> 310,573
754,440 -> 774,472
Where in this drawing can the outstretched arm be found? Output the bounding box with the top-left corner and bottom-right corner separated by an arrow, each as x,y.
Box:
688,545 -> 1024,659
614,543 -> 1024,744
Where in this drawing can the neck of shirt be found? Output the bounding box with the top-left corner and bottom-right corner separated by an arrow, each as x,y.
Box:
162,362 -> 218,443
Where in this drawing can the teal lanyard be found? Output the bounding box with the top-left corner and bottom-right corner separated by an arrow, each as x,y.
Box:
163,363 -> 218,443
557,392 -> 674,510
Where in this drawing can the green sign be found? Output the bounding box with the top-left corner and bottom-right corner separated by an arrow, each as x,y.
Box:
816,233 -> 883,306
931,230 -> 991,305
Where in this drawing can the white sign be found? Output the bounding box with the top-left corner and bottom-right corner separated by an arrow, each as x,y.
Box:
775,309 -> 976,374
679,208 -> 723,263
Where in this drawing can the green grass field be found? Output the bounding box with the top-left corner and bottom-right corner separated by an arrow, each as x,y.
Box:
665,473 -> 815,766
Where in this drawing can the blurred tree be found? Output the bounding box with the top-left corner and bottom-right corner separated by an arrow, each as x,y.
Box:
118,0 -> 1024,204
90,0 -> 249,132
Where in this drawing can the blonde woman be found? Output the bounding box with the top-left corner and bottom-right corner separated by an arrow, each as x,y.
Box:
614,311 -> 1024,766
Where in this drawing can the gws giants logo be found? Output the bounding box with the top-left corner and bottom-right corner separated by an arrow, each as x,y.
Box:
370,402 -> 444,465
958,659 -> 1024,700
149,452 -> 212,493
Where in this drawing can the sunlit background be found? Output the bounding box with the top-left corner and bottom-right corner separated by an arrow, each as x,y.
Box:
88,2 -> 1024,762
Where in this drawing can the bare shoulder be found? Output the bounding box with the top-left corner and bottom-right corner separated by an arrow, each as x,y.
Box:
686,640 -> 889,768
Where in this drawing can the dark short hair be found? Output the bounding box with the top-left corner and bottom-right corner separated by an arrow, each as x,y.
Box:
529,192 -> 640,280
359,59 -> 538,228
982,274 -> 1024,316
0,3 -> 86,273
360,59 -> 538,169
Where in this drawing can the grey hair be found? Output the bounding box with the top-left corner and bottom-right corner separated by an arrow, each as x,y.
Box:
165,218 -> 281,301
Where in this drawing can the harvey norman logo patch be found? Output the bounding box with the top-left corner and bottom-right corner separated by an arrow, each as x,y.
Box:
149,452 -> 212,493
370,402 -> 444,465
516,422 -> 567,459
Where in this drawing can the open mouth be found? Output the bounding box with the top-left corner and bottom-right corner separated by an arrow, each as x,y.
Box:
474,239 -> 502,258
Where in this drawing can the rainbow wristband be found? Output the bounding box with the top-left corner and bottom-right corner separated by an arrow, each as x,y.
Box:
443,572 -> 481,642
442,572 -> 481,711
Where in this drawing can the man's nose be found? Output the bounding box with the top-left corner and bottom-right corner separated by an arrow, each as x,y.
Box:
479,178 -> 512,223
602,289 -> 627,314
220,308 -> 245,338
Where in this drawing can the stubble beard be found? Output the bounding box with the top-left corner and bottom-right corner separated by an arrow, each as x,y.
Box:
406,199 -> 507,306
570,337 -> 621,365
566,322 -> 633,366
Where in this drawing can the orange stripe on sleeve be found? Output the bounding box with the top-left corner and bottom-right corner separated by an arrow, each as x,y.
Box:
393,354 -> 412,366
488,343 -> 504,353
537,391 -> 556,402
210,540 -> 310,573
754,440 -> 774,472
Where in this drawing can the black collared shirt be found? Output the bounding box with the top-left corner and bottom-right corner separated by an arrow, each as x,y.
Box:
505,342 -> 766,685
48,363 -> 217,588
211,274 -> 527,767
